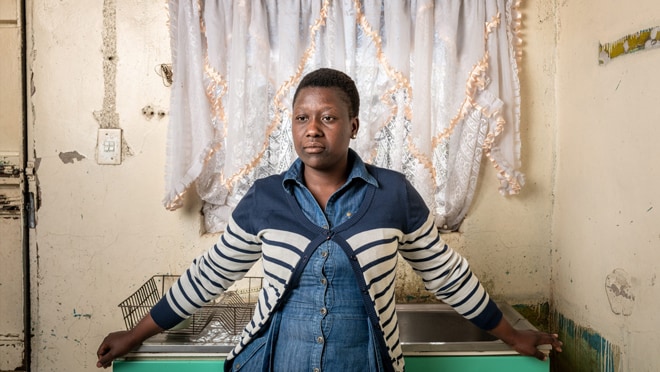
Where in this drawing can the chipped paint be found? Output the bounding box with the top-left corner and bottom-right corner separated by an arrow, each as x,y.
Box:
1,163 -> 21,177
0,341 -> 25,370
0,193 -> 21,218
92,0 -> 133,159
605,268 -> 635,316
552,312 -> 621,372
599,26 -> 660,64
58,151 -> 86,164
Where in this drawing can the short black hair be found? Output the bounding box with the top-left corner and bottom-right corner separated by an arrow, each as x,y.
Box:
293,68 -> 360,118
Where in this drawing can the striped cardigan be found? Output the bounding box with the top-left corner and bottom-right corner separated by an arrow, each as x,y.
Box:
151,164 -> 502,372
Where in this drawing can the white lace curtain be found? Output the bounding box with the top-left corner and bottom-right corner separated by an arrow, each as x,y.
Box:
164,0 -> 524,233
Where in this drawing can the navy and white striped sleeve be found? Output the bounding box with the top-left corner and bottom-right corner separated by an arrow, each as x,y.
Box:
397,181 -> 502,330
150,190 -> 263,329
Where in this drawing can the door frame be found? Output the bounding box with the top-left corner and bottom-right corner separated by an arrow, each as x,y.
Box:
21,0 -> 32,369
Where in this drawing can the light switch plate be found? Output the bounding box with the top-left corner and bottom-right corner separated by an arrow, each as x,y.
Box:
97,128 -> 122,165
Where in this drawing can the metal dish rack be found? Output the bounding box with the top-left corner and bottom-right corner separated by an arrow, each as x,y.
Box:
118,274 -> 263,336
215,277 -> 261,333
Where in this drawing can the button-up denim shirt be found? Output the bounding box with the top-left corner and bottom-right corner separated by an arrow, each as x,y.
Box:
277,152 -> 381,372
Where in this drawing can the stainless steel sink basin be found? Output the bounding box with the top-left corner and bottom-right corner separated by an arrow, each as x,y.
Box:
397,302 -> 550,355
129,301 -> 546,357
396,303 -> 498,343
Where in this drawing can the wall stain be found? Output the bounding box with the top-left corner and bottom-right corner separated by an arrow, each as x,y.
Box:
58,151 -> 86,164
72,309 -> 92,319
551,312 -> 620,372
605,268 -> 635,316
512,302 -> 550,332
394,261 -> 440,303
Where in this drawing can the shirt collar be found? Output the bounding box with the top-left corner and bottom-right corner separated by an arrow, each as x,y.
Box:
283,149 -> 379,192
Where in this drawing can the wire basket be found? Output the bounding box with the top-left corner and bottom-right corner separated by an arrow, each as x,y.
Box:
118,274 -> 263,336
214,276 -> 263,336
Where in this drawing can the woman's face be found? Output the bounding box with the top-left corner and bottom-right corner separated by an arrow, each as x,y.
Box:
292,86 -> 359,174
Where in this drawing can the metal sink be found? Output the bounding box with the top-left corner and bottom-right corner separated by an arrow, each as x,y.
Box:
397,302 -> 550,355
128,301 -> 546,357
397,303 -> 498,343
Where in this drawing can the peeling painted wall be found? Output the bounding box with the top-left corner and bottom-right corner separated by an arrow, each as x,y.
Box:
0,185 -> 24,371
26,1 -> 557,371
26,1 -> 206,370
552,0 -> 660,370
1,0 -> 25,368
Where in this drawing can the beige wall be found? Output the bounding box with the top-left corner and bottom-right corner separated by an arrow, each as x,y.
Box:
25,1 -> 560,371
552,0 -> 660,371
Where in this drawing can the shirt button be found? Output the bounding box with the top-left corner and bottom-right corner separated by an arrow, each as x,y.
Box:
320,250 -> 328,258
313,368 -> 320,372
320,307 -> 327,315
346,211 -> 352,217
320,278 -> 327,285
316,336 -> 324,344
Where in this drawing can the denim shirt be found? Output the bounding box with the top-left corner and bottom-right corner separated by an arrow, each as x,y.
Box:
277,153 -> 381,372
283,151 -> 378,229
230,152 -> 381,372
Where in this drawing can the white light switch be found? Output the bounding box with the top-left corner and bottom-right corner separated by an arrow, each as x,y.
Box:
97,128 -> 122,165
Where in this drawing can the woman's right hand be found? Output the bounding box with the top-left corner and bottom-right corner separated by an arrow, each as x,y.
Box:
96,330 -> 141,368
96,313 -> 164,368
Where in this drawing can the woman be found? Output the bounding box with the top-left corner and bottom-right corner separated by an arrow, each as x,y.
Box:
97,68 -> 562,371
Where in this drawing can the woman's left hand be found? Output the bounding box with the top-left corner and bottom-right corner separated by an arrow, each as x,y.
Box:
489,318 -> 563,361
506,329 -> 563,360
